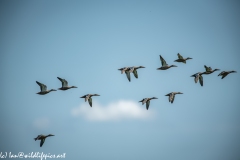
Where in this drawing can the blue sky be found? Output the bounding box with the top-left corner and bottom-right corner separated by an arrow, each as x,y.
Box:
1,0 -> 240,159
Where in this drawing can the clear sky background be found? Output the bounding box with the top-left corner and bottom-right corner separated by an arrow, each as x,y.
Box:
1,0 -> 240,160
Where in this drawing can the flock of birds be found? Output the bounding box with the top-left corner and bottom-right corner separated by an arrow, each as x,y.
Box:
34,53 -> 237,147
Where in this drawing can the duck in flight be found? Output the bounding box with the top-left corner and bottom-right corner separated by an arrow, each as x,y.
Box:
139,97 -> 158,110
165,92 -> 183,103
202,65 -> 220,75
129,66 -> 145,79
80,94 -> 100,107
174,53 -> 192,64
191,72 -> 203,86
118,67 -> 131,82
57,77 -> 77,90
218,70 -> 237,79
34,134 -> 54,147
157,55 -> 177,70
36,81 -> 57,95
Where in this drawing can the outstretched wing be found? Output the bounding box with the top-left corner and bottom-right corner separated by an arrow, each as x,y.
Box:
194,74 -> 199,83
88,97 -> 92,107
177,53 -> 183,59
199,75 -> 203,86
36,81 -> 47,92
40,139 -> 45,147
85,95 -> 89,102
34,135 -> 41,141
57,77 -> 68,87
133,69 -> 138,78
170,94 -> 175,103
204,65 -> 212,72
160,55 -> 168,66
146,100 -> 150,110
125,71 -> 131,82
121,67 -> 129,74
218,71 -> 224,76
221,74 -> 228,79
141,98 -> 148,105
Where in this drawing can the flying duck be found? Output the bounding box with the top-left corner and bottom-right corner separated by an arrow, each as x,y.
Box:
165,92 -> 183,103
34,134 -> 54,147
57,77 -> 77,90
139,97 -> 158,110
174,53 -> 192,64
80,94 -> 100,107
157,55 -> 177,70
36,81 -> 57,95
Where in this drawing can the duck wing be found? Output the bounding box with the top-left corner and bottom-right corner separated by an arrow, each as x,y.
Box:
88,97 -> 92,107
204,65 -> 212,72
160,55 -> 168,66
199,75 -> 203,86
194,74 -> 199,83
57,77 -> 68,87
125,71 -> 131,82
177,53 -> 183,59
40,139 -> 45,147
146,100 -> 150,110
36,81 -> 47,92
170,94 -> 175,103
133,69 -> 138,78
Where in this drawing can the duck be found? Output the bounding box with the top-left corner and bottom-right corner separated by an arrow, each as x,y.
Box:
218,71 -> 237,79
190,72 -> 203,86
157,55 -> 177,70
129,66 -> 145,78
118,67 -> 131,82
174,53 -> 192,64
165,92 -> 183,103
202,65 -> 220,75
80,94 -> 100,107
139,97 -> 158,110
34,134 -> 54,147
36,81 -> 57,95
57,77 -> 77,90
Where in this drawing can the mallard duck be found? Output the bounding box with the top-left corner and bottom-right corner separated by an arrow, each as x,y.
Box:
57,77 -> 77,90
202,65 -> 220,75
80,94 -> 100,107
139,97 -> 158,110
174,53 -> 192,64
36,81 -> 57,95
218,71 -> 237,79
157,55 -> 177,70
165,92 -> 183,103
34,134 -> 54,147
190,72 -> 203,86
118,67 -> 131,82
129,66 -> 145,78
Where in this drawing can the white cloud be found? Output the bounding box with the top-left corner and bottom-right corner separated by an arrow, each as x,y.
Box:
33,117 -> 50,129
71,100 -> 154,121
